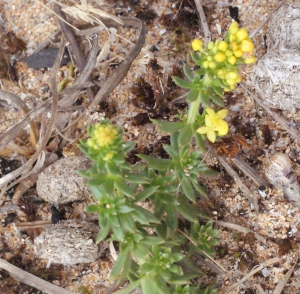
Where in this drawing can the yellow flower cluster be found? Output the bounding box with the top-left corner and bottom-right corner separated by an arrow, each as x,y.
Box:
228,21 -> 256,65
191,21 -> 255,91
196,109 -> 229,143
87,124 -> 118,149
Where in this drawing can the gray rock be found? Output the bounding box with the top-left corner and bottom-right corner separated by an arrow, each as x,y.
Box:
37,156 -> 92,204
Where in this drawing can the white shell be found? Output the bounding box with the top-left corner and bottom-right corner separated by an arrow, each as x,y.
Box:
265,153 -> 300,207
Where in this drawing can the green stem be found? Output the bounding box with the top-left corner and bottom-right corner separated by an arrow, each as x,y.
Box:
187,92 -> 202,125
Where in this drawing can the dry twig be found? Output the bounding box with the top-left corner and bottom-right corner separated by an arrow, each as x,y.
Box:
215,220 -> 267,244
0,258 -> 72,294
241,84 -> 300,141
225,256 -> 281,294
194,0 -> 211,43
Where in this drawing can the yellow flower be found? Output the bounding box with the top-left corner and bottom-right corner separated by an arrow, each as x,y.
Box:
214,52 -> 226,63
191,39 -> 203,51
196,109 -> 229,143
218,41 -> 228,52
103,152 -> 114,161
240,40 -> 254,53
244,56 -> 256,64
229,21 -> 239,34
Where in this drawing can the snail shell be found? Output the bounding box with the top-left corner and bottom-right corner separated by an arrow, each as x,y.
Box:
265,153 -> 300,207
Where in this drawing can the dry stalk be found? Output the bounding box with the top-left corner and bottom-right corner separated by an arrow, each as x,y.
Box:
209,147 -> 259,212
255,284 -> 267,294
273,255 -> 298,294
241,84 -> 300,141
249,0 -> 286,38
224,256 -> 281,294
0,90 -> 38,146
231,156 -> 269,187
215,220 -> 267,244
15,220 -> 53,229
0,39 -> 65,192
0,258 -> 72,294
194,0 -> 211,43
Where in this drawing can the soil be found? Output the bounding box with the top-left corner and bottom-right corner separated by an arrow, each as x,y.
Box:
1,0 -> 300,293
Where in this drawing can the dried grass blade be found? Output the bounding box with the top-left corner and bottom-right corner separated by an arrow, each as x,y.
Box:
0,90 -> 38,147
0,39 -> 65,190
273,255 -> 298,294
231,156 -> 269,187
215,220 -> 267,244
225,257 -> 281,294
0,258 -> 72,294
211,149 -> 259,212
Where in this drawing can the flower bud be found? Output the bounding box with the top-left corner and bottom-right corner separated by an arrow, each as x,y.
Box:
218,41 -> 228,52
229,34 -> 237,42
214,52 -> 226,63
244,56 -> 256,64
229,21 -> 239,34
236,28 -> 248,42
233,50 -> 243,58
207,41 -> 214,50
208,61 -> 216,69
240,40 -> 254,53
225,50 -> 233,57
227,55 -> 237,65
191,39 -> 203,51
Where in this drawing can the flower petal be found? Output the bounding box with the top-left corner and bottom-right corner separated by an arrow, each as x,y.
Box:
217,120 -> 229,136
206,108 -> 215,117
205,114 -> 213,127
207,130 -> 216,143
216,109 -> 228,119
196,126 -> 209,134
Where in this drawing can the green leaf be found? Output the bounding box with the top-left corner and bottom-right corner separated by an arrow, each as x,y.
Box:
141,275 -> 158,294
115,179 -> 135,198
123,141 -> 136,153
193,182 -> 208,198
209,92 -> 225,107
172,76 -> 193,89
200,91 -> 211,108
194,68 -> 206,76
114,279 -> 141,294
155,220 -> 167,239
177,196 -> 198,222
201,169 -> 219,177
138,154 -> 172,171
135,186 -> 159,202
132,243 -> 150,259
178,125 -> 193,146
195,133 -> 207,154
131,204 -> 159,224
168,273 -> 198,284
141,236 -> 164,246
106,161 -> 121,176
212,85 -> 225,98
84,204 -> 100,213
151,119 -> 185,133
153,276 -> 170,294
112,225 -> 124,241
119,213 -> 135,232
166,205 -> 178,231
186,89 -> 199,103
190,51 -> 201,63
124,173 -> 149,184
163,144 -> 178,159
87,174 -> 107,186
110,247 -> 130,280
96,218 -> 111,243
76,169 -> 91,178
181,178 -> 196,202
170,131 -> 179,150
183,64 -> 193,80
89,186 -> 104,201
118,205 -> 134,214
